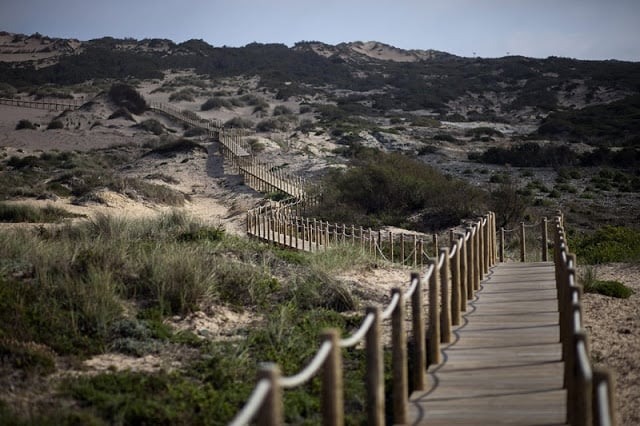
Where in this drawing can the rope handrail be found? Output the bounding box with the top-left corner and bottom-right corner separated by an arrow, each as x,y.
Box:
339,312 -> 375,348
279,341 -> 333,388
437,251 -> 446,269
404,274 -> 422,299
381,291 -> 401,320
227,378 -> 271,426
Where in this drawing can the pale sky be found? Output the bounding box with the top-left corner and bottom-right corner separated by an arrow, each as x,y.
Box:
1,0 -> 639,61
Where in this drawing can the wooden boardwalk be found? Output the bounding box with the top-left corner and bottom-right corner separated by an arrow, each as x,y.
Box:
408,262 -> 567,425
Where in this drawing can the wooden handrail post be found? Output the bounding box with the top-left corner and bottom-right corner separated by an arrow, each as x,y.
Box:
400,233 -> 405,265
257,363 -> 283,426
413,234 -> 418,267
391,288 -> 408,425
500,227 -> 505,263
440,247 -> 452,343
592,368 -> 617,426
321,329 -> 343,426
428,258 -> 441,366
484,214 -> 490,272
451,238 -> 461,325
541,217 -> 549,262
474,223 -> 480,290
479,217 -> 485,276
410,272 -> 426,391
466,227 -> 474,300
459,235 -> 468,312
389,231 -> 394,263
432,233 -> 438,257
365,306 -> 384,426
520,221 -> 526,262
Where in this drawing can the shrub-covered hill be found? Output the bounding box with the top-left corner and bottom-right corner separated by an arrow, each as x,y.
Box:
2,32 -> 640,127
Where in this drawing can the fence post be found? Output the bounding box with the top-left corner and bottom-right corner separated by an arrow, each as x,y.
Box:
432,233 -> 438,257
484,215 -> 490,273
440,248 -> 451,343
428,258 -> 441,366
478,218 -> 485,276
257,363 -> 282,426
542,217 -> 549,262
400,233 -> 405,265
474,223 -> 480,290
391,288 -> 407,425
321,329 -> 343,426
500,227 -> 505,262
466,227 -> 474,300
451,238 -> 461,325
592,368 -> 616,426
520,221 -> 526,262
389,232 -> 394,263
410,272 -> 426,391
459,235 -> 468,312
366,307 -> 384,426
413,234 -> 418,267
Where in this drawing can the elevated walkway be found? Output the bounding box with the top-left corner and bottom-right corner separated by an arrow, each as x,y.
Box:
408,262 -> 566,425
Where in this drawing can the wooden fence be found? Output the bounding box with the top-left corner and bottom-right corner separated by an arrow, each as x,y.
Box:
553,216 -> 617,426
0,97 -> 81,111
499,217 -> 550,262
150,102 -> 307,199
229,213 -> 496,426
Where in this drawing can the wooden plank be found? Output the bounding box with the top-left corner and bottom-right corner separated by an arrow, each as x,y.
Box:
408,262 -> 567,425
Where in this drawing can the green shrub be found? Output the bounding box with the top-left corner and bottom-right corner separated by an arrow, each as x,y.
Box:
16,119 -> 36,130
47,119 -> 64,130
579,267 -> 634,298
108,84 -> 147,114
201,97 -> 231,111
273,105 -> 292,116
145,139 -> 206,157
136,118 -> 164,135
224,117 -> 254,129
0,339 -> 56,375
572,226 -> 640,264
168,88 -> 196,102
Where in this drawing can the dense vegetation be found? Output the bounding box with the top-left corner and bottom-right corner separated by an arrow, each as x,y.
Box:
0,213 -> 380,424
313,147 -> 485,231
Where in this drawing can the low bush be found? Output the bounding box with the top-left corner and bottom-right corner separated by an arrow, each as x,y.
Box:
47,119 -> 64,130
108,84 -> 147,114
572,226 -> 640,264
579,267 -> 634,298
224,117 -> 254,129
145,139 -> 206,157
136,118 -> 164,135
15,119 -> 36,130
201,97 -> 231,111
273,105 -> 292,116
168,88 -> 196,102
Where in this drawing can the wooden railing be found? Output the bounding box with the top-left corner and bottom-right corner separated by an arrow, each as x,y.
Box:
229,213 -> 496,425
499,217 -> 550,262
0,97 -> 81,111
150,102 -> 307,199
553,215 -> 617,426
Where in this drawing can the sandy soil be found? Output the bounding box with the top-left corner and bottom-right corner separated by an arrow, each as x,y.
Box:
580,263 -> 640,426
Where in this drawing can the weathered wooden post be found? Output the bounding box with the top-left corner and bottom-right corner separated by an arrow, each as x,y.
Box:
428,259 -> 441,366
451,237 -> 461,325
400,233 -> 405,265
389,231 -> 394,263
391,288 -> 407,424
321,329 -> 343,426
459,234 -> 468,312
410,272 -> 426,391
542,217 -> 549,262
466,227 -> 474,300
440,247 -> 452,343
257,363 -> 282,426
500,227 -> 505,262
432,233 -> 438,258
520,221 -> 526,262
366,307 -> 384,426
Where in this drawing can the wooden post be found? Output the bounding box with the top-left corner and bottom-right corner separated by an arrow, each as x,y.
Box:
440,248 -> 451,343
391,288 -> 407,425
428,259 -> 441,366
410,273 -> 426,391
418,239 -> 424,268
474,224 -> 480,290
459,235 -> 468,312
520,221 -> 526,262
500,227 -> 505,263
542,217 -> 549,262
413,234 -> 418,267
451,238 -> 461,325
483,215 -> 490,274
432,233 -> 438,257
365,307 -> 384,426
321,329 -> 343,426
389,231 -> 394,263
257,363 -> 282,426
592,368 -> 616,426
400,233 -> 405,265
466,227 -> 474,300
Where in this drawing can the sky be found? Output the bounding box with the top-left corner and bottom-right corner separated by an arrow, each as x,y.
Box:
1,0 -> 639,61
